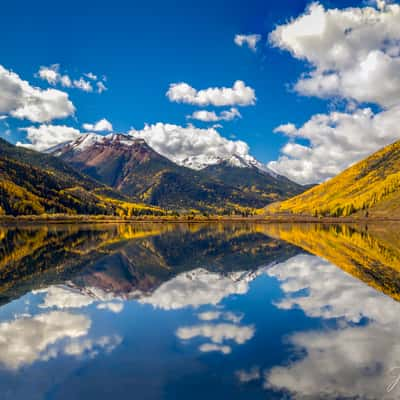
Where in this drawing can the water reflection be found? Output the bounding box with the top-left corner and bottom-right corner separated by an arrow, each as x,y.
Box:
265,253 -> 400,399
0,222 -> 399,399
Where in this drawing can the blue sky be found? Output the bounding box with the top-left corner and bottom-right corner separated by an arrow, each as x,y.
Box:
1,0 -> 400,184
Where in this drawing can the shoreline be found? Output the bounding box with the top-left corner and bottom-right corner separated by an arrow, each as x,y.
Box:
1,215 -> 399,225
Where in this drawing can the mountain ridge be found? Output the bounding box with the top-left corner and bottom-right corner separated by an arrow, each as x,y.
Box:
50,133 -> 305,213
266,139 -> 400,218
0,138 -> 165,217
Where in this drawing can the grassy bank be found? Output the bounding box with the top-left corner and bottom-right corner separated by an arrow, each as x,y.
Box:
1,214 -> 400,225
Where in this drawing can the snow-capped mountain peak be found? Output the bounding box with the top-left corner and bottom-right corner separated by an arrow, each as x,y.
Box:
177,153 -> 278,177
46,132 -> 277,177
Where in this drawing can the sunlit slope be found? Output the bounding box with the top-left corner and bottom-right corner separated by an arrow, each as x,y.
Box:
267,140 -> 400,218
0,139 -> 165,216
264,223 -> 400,301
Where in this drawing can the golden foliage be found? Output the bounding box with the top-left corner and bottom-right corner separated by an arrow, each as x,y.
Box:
264,223 -> 400,301
267,140 -> 400,217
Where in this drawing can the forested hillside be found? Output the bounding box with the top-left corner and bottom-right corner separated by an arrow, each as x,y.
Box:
267,140 -> 400,218
0,139 -> 165,217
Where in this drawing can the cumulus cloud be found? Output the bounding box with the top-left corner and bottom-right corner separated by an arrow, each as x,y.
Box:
176,323 -> 255,345
197,311 -> 243,323
84,72 -> 97,80
129,122 -> 257,169
96,81 -> 107,93
39,286 -> 94,309
166,80 -> 256,107
269,2 -> 400,108
0,311 -> 90,370
234,34 -> 261,51
97,302 -> 124,313
73,77 -> 93,92
82,118 -> 113,132
187,107 -> 241,122
38,64 -> 60,85
0,65 -> 74,123
18,124 -> 82,151
62,335 -> 122,358
139,268 -> 258,310
236,366 -> 261,383
264,253 -> 400,398
265,323 -> 400,399
268,106 -> 400,184
268,2 -> 400,183
199,343 -> 232,354
37,64 -> 106,93
267,254 -> 399,323
38,64 -> 72,88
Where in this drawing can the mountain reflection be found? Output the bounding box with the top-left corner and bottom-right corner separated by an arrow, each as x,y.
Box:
0,223 -> 300,306
1,223 -> 400,399
263,223 -> 400,300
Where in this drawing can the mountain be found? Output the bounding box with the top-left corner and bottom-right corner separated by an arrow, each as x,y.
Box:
203,161 -> 304,203
50,133 -> 305,213
0,138 -> 165,216
0,223 -> 301,305
266,140 -> 400,218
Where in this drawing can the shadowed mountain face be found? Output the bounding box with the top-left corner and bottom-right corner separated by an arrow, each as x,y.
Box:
0,139 -> 164,216
52,134 -> 305,212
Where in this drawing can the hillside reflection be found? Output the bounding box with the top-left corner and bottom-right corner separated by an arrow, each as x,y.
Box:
0,223 -> 400,399
0,223 -> 300,306
263,223 -> 400,300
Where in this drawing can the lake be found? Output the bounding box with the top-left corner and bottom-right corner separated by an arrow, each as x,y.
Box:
0,222 -> 400,399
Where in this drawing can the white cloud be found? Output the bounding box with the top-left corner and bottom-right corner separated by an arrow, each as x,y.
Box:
234,34 -> 261,51
264,253 -> 400,399
199,343 -> 232,354
265,323 -> 400,399
236,366 -> 261,383
268,106 -> 400,184
269,2 -> 400,108
0,311 -> 90,370
60,74 -> 72,88
166,80 -> 256,107
188,107 -> 241,122
197,311 -> 222,321
267,254 -> 399,323
18,124 -> 82,151
73,77 -> 93,92
0,65 -> 74,123
37,65 -> 106,93
39,286 -> 94,309
268,2 -> 400,183
63,335 -> 122,358
129,122 -> 257,170
38,64 -> 72,88
176,323 -> 255,345
140,268 -> 259,310
84,72 -> 97,80
97,302 -> 124,313
82,118 -> 113,132
38,64 -> 60,85
96,81 -> 107,93
197,311 -> 243,323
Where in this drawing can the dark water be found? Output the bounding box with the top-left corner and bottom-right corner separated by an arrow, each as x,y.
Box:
1,222 -> 400,399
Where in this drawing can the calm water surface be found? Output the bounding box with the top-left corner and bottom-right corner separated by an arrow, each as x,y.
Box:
0,222 -> 400,399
